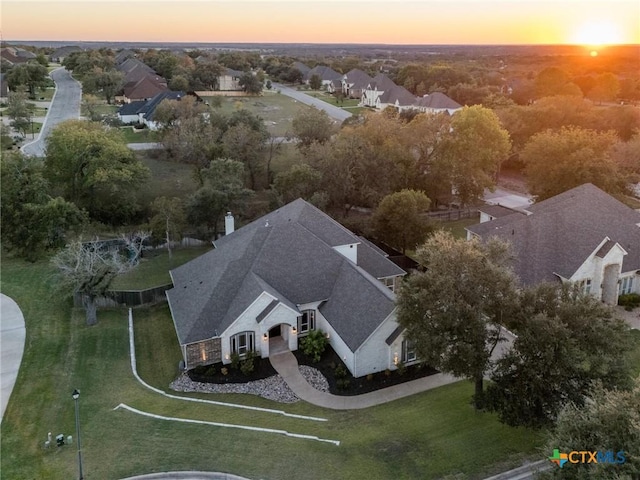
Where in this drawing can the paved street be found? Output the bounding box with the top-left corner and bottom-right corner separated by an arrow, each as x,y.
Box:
484,187 -> 533,209
272,83 -> 353,123
21,68 -> 82,157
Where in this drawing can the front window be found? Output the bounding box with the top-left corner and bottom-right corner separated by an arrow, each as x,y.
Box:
402,339 -> 417,363
619,277 -> 634,295
577,278 -> 592,294
230,331 -> 254,357
381,277 -> 396,292
297,310 -> 316,335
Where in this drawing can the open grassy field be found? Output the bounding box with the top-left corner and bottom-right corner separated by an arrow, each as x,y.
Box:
0,254 -> 546,480
215,93 -> 315,137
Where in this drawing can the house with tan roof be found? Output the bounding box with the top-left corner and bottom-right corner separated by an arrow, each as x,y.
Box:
166,199 -> 414,377
466,184 -> 640,304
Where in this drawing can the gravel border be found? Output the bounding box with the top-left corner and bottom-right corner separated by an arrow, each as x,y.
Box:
170,366 -> 329,403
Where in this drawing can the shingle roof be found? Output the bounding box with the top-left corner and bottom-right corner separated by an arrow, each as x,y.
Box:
140,90 -> 185,121
478,204 -> 526,219
115,49 -> 135,65
367,73 -> 397,92
467,184 -> 640,285
117,100 -> 145,116
415,92 -> 462,110
292,62 -> 311,75
344,69 -> 373,89
304,65 -> 342,82
167,199 -> 402,350
380,84 -> 418,106
123,75 -> 168,101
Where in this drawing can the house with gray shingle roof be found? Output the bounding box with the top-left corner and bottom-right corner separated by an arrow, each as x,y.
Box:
303,65 -> 342,88
117,90 -> 185,129
466,184 -> 640,304
341,69 -> 373,99
167,199 -> 411,376
413,92 -> 462,115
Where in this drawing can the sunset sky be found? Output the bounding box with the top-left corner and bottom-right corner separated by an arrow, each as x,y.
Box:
3,1 -> 639,45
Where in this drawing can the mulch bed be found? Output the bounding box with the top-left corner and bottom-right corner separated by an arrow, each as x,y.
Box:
186,346 -> 438,396
294,347 -> 439,396
188,357 -> 277,384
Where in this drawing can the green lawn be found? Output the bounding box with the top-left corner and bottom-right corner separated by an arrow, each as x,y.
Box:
34,87 -> 55,101
119,126 -> 159,143
628,329 -> 640,376
214,93 -> 317,137
434,216 -> 480,239
111,247 -> 212,290
0,254 -> 545,480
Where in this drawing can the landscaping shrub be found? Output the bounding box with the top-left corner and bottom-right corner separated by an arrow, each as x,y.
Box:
334,363 -> 347,379
300,329 -> 329,363
230,352 -> 241,370
619,293 -> 640,311
240,350 -> 258,376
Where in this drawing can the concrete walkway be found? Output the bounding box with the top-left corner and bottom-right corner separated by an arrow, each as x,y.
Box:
121,472 -> 252,480
0,294 -> 26,423
269,351 -> 458,410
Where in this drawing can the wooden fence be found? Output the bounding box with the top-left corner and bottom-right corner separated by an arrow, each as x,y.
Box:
425,208 -> 477,221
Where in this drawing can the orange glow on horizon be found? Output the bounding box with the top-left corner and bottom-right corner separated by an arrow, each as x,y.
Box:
2,1 -> 639,46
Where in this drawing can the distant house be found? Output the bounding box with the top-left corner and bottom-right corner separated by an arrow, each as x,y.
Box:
218,68 -> 244,91
466,184 -> 640,304
1,47 -> 29,66
292,61 -> 311,78
361,74 -> 461,114
303,65 -> 342,88
122,75 -> 168,102
117,90 -> 184,129
50,46 -> 83,63
114,49 -> 135,65
413,92 -> 462,115
341,69 -> 373,98
166,199 -> 413,377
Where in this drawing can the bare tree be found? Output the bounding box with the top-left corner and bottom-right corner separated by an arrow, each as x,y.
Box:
52,232 -> 150,325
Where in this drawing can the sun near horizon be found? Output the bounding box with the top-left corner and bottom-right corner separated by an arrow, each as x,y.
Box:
2,1 -> 639,46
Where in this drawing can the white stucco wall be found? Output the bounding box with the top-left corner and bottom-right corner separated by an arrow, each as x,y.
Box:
259,303 -> 299,357
314,309 -> 356,376
570,238 -> 626,302
353,311 -> 398,378
118,113 -> 140,124
218,75 -> 241,91
333,243 -> 358,264
220,292 -> 276,362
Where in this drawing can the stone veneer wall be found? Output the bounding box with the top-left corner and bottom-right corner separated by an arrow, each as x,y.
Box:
185,338 -> 221,369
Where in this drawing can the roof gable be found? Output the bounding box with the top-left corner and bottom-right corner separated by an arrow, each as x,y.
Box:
467,184 -> 640,284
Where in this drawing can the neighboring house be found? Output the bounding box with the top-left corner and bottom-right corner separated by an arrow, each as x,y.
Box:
122,74 -> 168,102
218,68 -> 244,91
166,199 -> 414,377
341,69 -> 373,98
0,73 -> 8,99
303,65 -> 342,87
114,49 -> 135,65
117,57 -> 155,76
361,73 -> 399,108
1,47 -> 28,66
50,45 -> 83,63
413,92 -> 462,115
117,90 -> 185,130
292,61 -> 311,78
466,184 -> 640,304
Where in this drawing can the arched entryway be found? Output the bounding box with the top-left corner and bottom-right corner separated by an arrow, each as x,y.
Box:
602,264 -> 620,305
268,323 -> 290,356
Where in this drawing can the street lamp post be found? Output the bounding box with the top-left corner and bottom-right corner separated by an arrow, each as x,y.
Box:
72,389 -> 84,480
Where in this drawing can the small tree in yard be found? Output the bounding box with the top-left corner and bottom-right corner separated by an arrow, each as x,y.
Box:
373,189 -> 431,254
309,74 -> 322,91
301,330 -> 329,363
52,232 -> 150,326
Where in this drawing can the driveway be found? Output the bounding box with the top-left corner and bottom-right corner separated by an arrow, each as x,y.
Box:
483,187 -> 533,209
0,294 -> 26,423
272,83 -> 352,123
21,68 -> 82,157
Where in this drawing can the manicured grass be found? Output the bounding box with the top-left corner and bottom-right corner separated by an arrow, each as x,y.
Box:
628,329 -> 640,377
434,215 -> 480,239
111,247 -> 212,290
34,87 -> 55,101
214,93 -> 316,137
306,91 -> 361,108
119,126 -> 159,143
1,253 -> 544,479
135,151 -> 199,205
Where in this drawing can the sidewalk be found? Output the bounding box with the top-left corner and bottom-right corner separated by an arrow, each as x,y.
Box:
0,294 -> 26,423
269,351 -> 459,410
